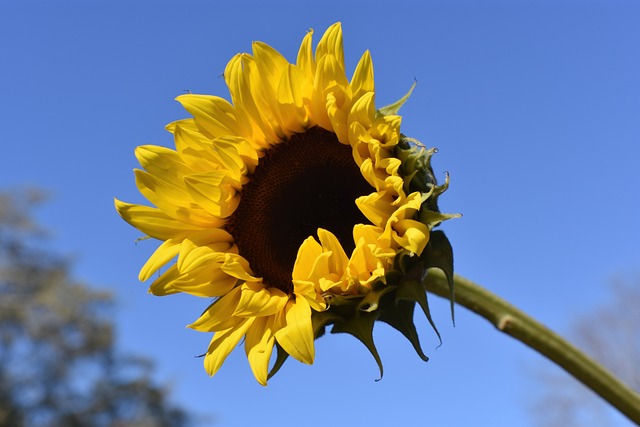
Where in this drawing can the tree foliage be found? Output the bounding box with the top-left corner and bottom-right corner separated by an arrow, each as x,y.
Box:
0,189 -> 195,427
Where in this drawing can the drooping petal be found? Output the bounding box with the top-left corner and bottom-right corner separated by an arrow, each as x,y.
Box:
139,238 -> 181,281
245,316 -> 277,386
203,318 -> 254,377
189,287 -> 243,332
274,297 -> 314,365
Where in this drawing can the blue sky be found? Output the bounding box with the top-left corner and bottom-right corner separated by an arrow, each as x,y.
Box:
2,1 -> 639,426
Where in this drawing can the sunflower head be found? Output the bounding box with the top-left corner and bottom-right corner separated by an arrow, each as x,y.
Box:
116,22 -> 459,385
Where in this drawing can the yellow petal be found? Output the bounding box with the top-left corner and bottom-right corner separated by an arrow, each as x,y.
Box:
348,91 -> 375,140
184,171 -> 239,218
224,53 -> 278,146
316,22 -> 344,72
252,42 -> 290,134
309,54 -> 349,132
350,50 -> 374,100
355,191 -> 396,227
392,218 -> 430,255
245,316 -> 277,386
172,119 -> 251,179
381,192 -> 431,254
308,252 -> 333,286
234,282 -> 288,317
176,229 -> 234,273
274,297 -> 314,364
316,228 -> 349,275
296,29 -> 315,79
276,64 -> 308,134
221,253 -> 261,282
291,236 -> 322,281
135,145 -> 192,181
326,92 -> 349,144
253,41 -> 290,97
292,280 -> 326,312
352,223 -> 384,245
359,158 -> 385,191
149,262 -> 236,298
147,265 -> 181,296
209,137 -> 254,185
114,199 -> 203,240
176,94 -> 242,138
139,238 -> 181,281
177,244 -> 224,275
189,286 -> 243,332
369,114 -> 402,148
296,33 -> 315,103
134,169 -> 222,228
203,318 -> 254,377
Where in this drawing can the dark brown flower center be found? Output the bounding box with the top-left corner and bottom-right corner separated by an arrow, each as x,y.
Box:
226,127 -> 372,294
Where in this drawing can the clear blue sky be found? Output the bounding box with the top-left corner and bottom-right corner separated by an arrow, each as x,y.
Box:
2,1 -> 639,426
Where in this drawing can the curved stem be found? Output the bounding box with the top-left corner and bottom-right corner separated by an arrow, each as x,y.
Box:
424,269 -> 640,424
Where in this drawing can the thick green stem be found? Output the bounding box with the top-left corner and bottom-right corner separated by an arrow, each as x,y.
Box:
424,269 -> 640,424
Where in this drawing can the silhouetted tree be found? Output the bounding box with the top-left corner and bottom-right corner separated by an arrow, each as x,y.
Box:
529,279 -> 640,427
0,189 -> 196,427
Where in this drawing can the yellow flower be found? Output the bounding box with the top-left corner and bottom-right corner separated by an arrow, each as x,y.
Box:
116,23 -> 457,385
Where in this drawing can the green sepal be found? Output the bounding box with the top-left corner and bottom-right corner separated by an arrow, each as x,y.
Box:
422,230 -> 456,325
312,310 -> 343,339
324,293 -> 363,307
267,342 -> 290,380
135,235 -> 152,243
432,171 -> 450,198
377,80 -> 416,117
378,297 -> 429,362
395,140 -> 438,197
357,283 -> 396,312
330,309 -> 384,381
394,249 -> 419,276
419,209 -> 461,229
396,278 -> 442,346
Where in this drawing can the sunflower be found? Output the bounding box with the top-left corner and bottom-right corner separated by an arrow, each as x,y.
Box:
116,22 -> 457,385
